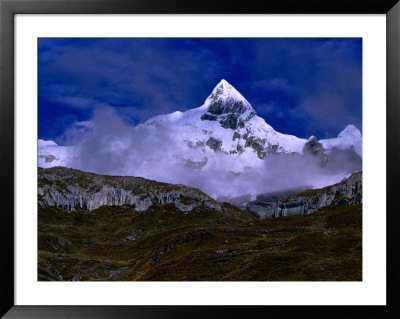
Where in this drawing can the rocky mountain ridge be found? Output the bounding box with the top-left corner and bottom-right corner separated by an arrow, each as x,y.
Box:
38,167 -> 222,213
39,166 -> 362,221
247,171 -> 362,219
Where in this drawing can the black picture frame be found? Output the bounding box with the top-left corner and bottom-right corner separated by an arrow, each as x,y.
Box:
1,0 -> 399,318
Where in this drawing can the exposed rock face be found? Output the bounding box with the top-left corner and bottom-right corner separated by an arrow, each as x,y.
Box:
232,132 -> 241,141
245,136 -> 267,159
200,81 -> 256,130
206,137 -> 222,151
44,155 -> 56,163
207,97 -> 248,116
303,136 -> 325,156
247,171 -> 362,219
184,157 -> 208,169
303,136 -> 328,166
38,167 -> 222,213
245,188 -> 307,217
201,100 -> 256,130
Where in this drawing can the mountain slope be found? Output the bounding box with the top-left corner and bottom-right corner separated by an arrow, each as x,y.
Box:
38,80 -> 362,199
145,79 -> 307,160
320,124 -> 362,157
39,166 -> 231,214
247,171 -> 362,218
38,166 -> 362,281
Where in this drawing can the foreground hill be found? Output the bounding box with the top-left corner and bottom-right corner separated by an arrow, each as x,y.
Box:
38,167 -> 362,281
38,166 -> 248,216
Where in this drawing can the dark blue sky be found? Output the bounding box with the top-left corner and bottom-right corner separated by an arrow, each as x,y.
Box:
38,38 -> 362,143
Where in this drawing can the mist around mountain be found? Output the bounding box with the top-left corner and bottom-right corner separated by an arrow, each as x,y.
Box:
38,79 -> 362,201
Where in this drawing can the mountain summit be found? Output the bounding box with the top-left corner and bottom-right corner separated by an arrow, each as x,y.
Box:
338,125 -> 362,140
144,79 -> 307,161
201,80 -> 256,130
204,79 -> 253,110
321,124 -> 362,157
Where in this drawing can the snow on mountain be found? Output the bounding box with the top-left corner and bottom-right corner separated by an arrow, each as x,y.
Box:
320,124 -> 362,157
37,79 -> 362,198
38,139 -> 77,168
145,79 -> 307,164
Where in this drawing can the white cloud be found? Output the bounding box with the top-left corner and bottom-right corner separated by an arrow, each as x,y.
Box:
52,107 -> 361,199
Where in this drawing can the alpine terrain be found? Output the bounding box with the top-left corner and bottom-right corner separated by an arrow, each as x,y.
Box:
38,80 -> 362,201
38,167 -> 362,281
38,80 -> 362,281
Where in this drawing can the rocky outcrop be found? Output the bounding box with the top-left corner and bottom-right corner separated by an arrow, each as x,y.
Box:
232,132 -> 241,141
247,171 -> 362,219
303,136 -> 325,156
245,136 -> 267,159
184,157 -> 208,169
206,137 -> 222,151
38,167 -> 222,213
201,101 -> 254,130
303,136 -> 328,166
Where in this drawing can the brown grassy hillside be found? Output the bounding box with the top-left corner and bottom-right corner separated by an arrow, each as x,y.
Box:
38,202 -> 361,281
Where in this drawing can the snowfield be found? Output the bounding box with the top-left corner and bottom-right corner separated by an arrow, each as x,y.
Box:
320,124 -> 362,157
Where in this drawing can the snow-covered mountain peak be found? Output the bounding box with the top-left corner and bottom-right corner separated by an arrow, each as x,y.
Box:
338,125 -> 362,139
201,80 -> 256,130
205,79 -> 250,106
320,124 -> 362,157
141,79 -> 311,160
204,79 -> 253,110
141,80 -> 307,162
38,80 -> 362,200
